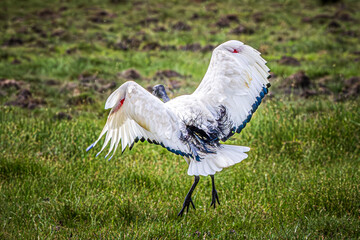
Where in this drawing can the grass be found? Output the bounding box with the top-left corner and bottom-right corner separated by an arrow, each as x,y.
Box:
1,0 -> 360,238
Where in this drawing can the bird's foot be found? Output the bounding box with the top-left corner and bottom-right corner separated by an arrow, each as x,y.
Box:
178,196 -> 196,216
210,188 -> 220,208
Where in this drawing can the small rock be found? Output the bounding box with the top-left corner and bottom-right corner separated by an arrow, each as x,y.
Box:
278,56 -> 301,66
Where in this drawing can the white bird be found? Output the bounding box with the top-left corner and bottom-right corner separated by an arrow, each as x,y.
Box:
87,40 -> 271,216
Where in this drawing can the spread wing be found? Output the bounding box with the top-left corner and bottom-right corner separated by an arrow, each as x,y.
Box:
192,40 -> 271,141
87,81 -> 189,160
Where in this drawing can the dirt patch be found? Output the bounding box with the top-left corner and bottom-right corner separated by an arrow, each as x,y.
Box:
119,69 -> 142,80
5,89 -> 46,109
36,8 -> 60,20
343,30 -> 358,37
216,14 -> 239,28
153,26 -> 167,32
252,12 -> 264,23
278,56 -> 301,66
160,45 -> 177,51
98,82 -> 116,93
2,37 -> 23,47
216,18 -> 230,28
191,13 -> 200,20
78,73 -> 98,84
342,76 -> 360,98
302,14 -> 333,23
280,71 -> 312,96
179,43 -> 202,51
113,37 -> 142,50
11,59 -> 21,65
284,71 -> 311,89
172,21 -> 191,31
66,47 -> 77,54
201,44 -> 215,52
155,70 -> 183,79
142,42 -> 160,51
0,79 -> 23,89
51,28 -> 65,37
302,10 -> 355,24
89,10 -> 117,24
229,25 -> 254,35
54,112 -> 72,120
327,20 -> 341,29
139,17 -> 159,25
45,79 -> 60,86
169,80 -> 183,90
68,93 -> 94,105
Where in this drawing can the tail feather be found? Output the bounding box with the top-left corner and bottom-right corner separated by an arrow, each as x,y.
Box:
187,144 -> 250,176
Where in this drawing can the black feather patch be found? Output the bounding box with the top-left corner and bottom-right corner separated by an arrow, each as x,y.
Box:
180,105 -> 233,159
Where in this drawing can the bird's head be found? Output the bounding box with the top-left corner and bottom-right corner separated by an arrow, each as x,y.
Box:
152,84 -> 170,103
214,40 -> 245,54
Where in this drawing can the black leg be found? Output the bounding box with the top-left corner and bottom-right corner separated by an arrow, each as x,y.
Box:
178,176 -> 200,216
210,175 -> 220,208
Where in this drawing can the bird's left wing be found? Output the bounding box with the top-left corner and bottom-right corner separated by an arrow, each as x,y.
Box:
87,81 -> 188,160
191,40 -> 271,141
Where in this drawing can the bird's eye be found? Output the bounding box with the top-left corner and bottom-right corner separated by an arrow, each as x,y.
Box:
232,49 -> 239,53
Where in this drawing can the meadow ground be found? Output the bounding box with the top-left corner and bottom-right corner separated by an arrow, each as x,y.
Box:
0,0 -> 359,238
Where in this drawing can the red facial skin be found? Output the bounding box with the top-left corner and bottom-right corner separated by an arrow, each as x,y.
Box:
112,98 -> 125,113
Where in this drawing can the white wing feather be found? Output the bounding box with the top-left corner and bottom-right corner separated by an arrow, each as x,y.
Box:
192,40 -> 270,137
87,81 -> 189,160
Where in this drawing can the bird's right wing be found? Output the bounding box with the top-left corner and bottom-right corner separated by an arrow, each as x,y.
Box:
192,40 -> 270,141
87,81 -> 189,160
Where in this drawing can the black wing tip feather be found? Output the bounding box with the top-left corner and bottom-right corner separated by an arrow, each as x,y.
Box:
223,84 -> 271,141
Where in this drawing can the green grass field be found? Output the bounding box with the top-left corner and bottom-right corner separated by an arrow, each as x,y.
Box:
1,0 -> 359,238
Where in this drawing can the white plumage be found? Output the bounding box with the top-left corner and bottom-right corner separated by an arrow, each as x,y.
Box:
87,40 -> 270,215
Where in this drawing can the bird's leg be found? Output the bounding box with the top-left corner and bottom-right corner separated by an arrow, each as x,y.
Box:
210,175 -> 220,208
178,176 -> 200,216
